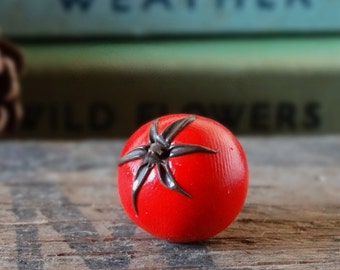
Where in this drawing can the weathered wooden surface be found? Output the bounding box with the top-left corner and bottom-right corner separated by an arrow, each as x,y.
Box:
0,137 -> 339,269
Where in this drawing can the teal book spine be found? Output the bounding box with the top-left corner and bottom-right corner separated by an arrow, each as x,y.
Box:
1,0 -> 339,38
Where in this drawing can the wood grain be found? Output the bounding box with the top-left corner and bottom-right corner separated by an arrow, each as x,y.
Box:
0,137 -> 339,269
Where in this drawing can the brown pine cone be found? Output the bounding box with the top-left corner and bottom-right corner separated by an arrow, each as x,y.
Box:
0,39 -> 25,76
0,39 -> 24,134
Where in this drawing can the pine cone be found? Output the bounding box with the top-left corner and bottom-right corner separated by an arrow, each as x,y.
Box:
0,39 -> 24,134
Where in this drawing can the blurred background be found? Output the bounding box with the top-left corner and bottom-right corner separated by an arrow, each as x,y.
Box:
1,0 -> 339,139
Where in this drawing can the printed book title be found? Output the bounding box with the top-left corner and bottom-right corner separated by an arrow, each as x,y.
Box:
60,0 -> 312,12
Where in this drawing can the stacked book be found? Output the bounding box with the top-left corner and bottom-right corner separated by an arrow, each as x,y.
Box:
0,0 -> 339,138
1,0 -> 338,38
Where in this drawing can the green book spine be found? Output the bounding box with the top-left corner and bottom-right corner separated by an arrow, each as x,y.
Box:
17,38 -> 340,139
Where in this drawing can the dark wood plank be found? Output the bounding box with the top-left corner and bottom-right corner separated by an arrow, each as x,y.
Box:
0,137 -> 339,269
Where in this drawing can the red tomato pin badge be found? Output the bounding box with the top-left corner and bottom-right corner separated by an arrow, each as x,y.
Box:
117,114 -> 248,242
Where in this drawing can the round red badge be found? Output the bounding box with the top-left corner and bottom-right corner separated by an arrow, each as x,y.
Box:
117,114 -> 248,242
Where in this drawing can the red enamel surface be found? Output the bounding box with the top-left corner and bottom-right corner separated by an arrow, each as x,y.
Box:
117,114 -> 248,242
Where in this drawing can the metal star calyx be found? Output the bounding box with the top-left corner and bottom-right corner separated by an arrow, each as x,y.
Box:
119,115 -> 217,214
